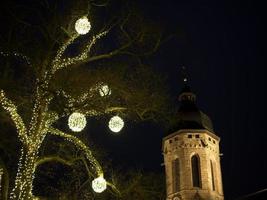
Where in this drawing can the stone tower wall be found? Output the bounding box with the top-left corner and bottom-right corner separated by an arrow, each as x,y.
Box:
163,129 -> 224,200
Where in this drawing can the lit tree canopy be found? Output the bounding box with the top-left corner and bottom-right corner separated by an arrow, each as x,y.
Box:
0,0 -> 171,199
0,0 -> 170,121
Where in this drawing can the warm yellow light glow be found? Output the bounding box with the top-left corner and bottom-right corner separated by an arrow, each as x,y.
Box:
92,176 -> 107,193
108,116 -> 124,133
68,112 -> 87,132
0,14 -> 111,199
99,84 -> 111,96
75,17 -> 91,35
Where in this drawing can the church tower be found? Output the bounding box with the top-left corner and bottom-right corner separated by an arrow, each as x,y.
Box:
162,74 -> 224,200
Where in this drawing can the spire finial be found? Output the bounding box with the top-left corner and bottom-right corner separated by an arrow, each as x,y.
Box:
178,66 -> 196,102
181,66 -> 188,84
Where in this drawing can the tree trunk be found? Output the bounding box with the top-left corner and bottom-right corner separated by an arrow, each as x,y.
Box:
10,147 -> 38,200
0,163 -> 9,200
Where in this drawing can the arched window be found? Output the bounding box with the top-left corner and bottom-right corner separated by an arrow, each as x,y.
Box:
172,158 -> 180,192
210,160 -> 216,191
191,155 -> 201,188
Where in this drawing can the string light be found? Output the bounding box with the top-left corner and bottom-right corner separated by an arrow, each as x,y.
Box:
92,176 -> 107,193
48,127 -> 103,175
0,51 -> 31,65
51,31 -> 108,74
0,12 -> 111,200
108,116 -> 124,133
99,84 -> 111,97
68,112 -> 87,132
75,16 -> 91,35
0,90 -> 28,144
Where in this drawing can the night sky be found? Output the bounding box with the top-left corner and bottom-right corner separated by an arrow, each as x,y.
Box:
91,1 -> 266,199
1,0 -> 267,199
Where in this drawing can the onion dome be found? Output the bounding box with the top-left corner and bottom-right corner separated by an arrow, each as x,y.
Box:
168,67 -> 214,133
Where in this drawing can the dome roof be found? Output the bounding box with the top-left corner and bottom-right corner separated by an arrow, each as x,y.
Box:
168,85 -> 214,133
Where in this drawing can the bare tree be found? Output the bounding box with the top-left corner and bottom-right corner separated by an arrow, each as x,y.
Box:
34,139 -> 165,200
0,0 -> 170,199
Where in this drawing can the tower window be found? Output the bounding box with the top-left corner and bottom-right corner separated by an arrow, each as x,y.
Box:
191,155 -> 201,188
210,160 -> 216,191
188,134 -> 192,138
195,135 -> 200,138
213,140 -> 216,144
172,158 -> 180,193
169,139 -> 172,144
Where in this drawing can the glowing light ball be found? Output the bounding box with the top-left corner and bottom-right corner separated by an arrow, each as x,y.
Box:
108,116 -> 124,133
99,84 -> 111,97
75,17 -> 91,35
68,112 -> 86,132
92,176 -> 107,193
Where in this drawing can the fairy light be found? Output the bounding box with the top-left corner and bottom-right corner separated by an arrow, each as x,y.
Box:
59,89 -> 93,109
51,31 -> 108,74
0,14 -> 111,200
75,16 -> 91,35
2,85 -> 54,200
0,90 -> 28,144
92,176 -> 107,193
48,127 -> 103,175
108,116 -> 124,133
68,112 -> 87,132
58,31 -> 108,70
99,84 -> 111,96
0,51 -> 31,65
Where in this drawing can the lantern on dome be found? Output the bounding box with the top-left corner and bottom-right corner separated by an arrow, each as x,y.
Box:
108,116 -> 124,133
68,112 -> 86,132
92,176 -> 107,193
75,16 -> 91,35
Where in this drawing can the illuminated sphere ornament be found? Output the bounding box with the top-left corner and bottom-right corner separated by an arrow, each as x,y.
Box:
68,112 -> 86,132
99,84 -> 111,97
92,176 -> 107,193
108,116 -> 124,133
75,17 -> 91,35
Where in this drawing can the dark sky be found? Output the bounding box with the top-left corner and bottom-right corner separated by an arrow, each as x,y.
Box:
1,0 -> 266,199
91,1 -> 267,199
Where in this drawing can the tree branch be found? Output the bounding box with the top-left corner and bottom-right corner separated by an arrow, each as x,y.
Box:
0,90 -> 28,144
90,0 -> 110,7
105,106 -> 127,113
81,40 -> 133,64
79,157 -> 121,197
51,34 -> 79,74
0,161 -> 9,200
107,181 -> 122,197
0,51 -> 32,66
35,156 -> 81,167
52,31 -> 108,74
48,127 -> 103,177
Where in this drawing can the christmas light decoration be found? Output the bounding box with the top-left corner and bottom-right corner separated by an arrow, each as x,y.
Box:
0,90 -> 28,144
68,112 -> 87,132
99,84 -> 111,96
0,10 -> 111,199
48,127 -> 103,175
108,116 -> 124,133
92,176 -> 107,193
75,16 -> 91,35
0,51 -> 31,65
51,31 -> 108,74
